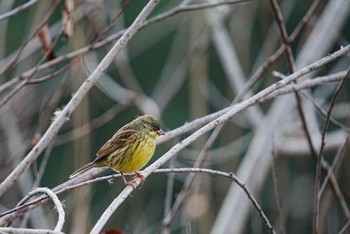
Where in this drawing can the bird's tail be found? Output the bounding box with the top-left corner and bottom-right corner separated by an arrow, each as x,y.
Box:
69,162 -> 95,179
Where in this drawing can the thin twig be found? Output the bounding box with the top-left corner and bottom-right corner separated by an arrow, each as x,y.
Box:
268,2 -> 326,232
302,91 -> 350,133
162,124 -> 223,231
269,0 -> 320,159
338,219 -> 350,234
0,227 -> 64,234
271,143 -> 287,234
319,137 -> 350,219
0,0 -> 38,22
0,24 -> 65,109
93,0 -> 130,43
288,0 -> 321,42
234,45 -> 285,103
261,70 -> 349,103
20,141 -> 55,228
0,0 -> 60,77
27,66 -> 68,84
315,68 -> 350,231
146,0 -> 252,26
268,0 -> 296,70
158,168 -> 276,234
272,70 -> 350,133
235,0 -> 320,103
54,104 -> 126,146
163,155 -> 177,227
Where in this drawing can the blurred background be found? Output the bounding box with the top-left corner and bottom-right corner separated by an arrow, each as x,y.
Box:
0,0 -> 349,233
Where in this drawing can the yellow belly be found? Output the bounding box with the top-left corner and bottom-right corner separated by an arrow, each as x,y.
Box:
108,136 -> 156,173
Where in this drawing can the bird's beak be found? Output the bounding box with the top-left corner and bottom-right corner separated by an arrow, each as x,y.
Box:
157,129 -> 165,135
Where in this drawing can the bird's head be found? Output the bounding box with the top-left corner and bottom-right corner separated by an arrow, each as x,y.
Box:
135,114 -> 165,137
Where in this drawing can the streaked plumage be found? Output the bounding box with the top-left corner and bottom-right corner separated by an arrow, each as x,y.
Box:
69,114 -> 165,187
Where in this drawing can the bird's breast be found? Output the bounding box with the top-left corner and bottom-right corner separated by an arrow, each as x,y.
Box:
115,134 -> 157,173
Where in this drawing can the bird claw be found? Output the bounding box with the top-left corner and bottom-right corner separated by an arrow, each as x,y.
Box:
122,172 -> 145,189
124,180 -> 138,189
132,172 -> 145,189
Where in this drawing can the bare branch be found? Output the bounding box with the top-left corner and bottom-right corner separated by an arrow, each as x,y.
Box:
0,0 -> 38,22
0,227 -> 64,234
315,68 -> 350,230
17,187 -> 65,232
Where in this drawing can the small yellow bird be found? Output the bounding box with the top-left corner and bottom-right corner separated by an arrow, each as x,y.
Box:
70,114 -> 165,187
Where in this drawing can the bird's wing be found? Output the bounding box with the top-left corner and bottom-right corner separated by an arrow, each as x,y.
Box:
94,127 -> 136,160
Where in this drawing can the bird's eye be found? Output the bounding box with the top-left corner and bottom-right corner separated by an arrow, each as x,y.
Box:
143,122 -> 154,130
151,123 -> 159,130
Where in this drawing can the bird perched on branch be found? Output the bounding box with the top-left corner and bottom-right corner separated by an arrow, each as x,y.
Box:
70,114 -> 165,188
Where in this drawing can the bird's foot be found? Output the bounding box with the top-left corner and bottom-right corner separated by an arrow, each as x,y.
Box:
132,171 -> 145,189
121,172 -> 145,189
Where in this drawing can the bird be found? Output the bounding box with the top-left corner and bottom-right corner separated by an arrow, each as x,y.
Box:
69,114 -> 165,188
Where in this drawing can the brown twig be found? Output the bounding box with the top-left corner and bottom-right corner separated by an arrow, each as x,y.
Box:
315,68 -> 350,231
27,66 -> 68,85
0,0 -> 61,77
288,0 -> 321,42
162,124 -> 223,231
271,142 -> 287,234
0,23 -> 65,109
54,104 -> 126,146
158,168 -> 276,234
268,1 -> 329,232
234,0 -> 320,103
319,137 -> 350,222
338,219 -> 350,234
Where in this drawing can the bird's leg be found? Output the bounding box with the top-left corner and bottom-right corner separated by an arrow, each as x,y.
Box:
120,172 -> 137,189
132,171 -> 145,188
120,172 -> 128,184
120,172 -> 145,189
